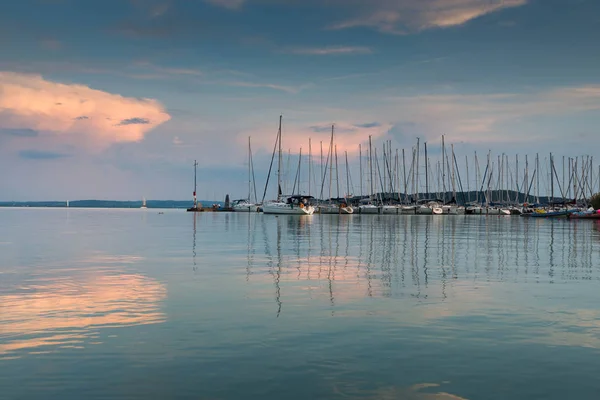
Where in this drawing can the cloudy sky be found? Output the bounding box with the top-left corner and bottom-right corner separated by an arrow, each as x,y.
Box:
1,0 -> 599,201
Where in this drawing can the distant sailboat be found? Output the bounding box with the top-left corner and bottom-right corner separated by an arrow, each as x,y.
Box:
141,197 -> 147,209
66,200 -> 69,208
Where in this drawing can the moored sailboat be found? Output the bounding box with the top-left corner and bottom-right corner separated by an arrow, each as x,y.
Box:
261,115 -> 315,215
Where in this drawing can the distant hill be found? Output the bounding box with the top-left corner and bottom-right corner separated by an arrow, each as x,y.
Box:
0,200 -> 223,209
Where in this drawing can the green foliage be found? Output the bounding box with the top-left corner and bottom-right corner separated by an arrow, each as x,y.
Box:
591,193 -> 600,210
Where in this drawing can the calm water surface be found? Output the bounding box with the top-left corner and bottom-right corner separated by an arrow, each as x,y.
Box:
1,208 -> 600,399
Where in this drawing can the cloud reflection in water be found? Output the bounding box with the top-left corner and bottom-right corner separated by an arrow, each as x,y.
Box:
0,264 -> 166,358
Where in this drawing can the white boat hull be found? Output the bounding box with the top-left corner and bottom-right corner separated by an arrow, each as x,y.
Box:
381,205 -> 399,215
416,206 -> 433,215
486,207 -> 511,215
359,205 -> 379,214
233,204 -> 259,212
263,202 -> 315,215
442,206 -> 465,215
400,206 -> 417,214
466,206 -> 483,214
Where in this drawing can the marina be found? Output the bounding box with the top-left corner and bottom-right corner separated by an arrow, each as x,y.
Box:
177,116 -> 600,218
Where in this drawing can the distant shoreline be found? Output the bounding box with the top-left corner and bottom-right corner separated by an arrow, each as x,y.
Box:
0,200 -> 223,209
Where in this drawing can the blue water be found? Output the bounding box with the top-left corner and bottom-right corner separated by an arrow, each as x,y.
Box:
1,208 -> 600,399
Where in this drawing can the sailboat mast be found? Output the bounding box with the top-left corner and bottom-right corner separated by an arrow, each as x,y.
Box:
402,149 -> 407,203
249,139 -> 257,203
329,125 -> 334,201
308,138 -> 312,197
503,154 -> 507,202
335,145 -> 340,199
515,154 -> 519,203
247,137 -> 252,200
297,148 -> 302,195
466,155 -> 470,203
193,159 -> 198,208
550,153 -> 554,206
424,142 -> 429,197
369,135 -> 374,198
416,138 -> 420,200
442,135 -> 446,202
277,115 -> 282,202
345,151 -> 350,199
394,148 -> 401,202
359,144 -> 363,198
451,144 -> 456,200
525,155 -> 529,203
562,156 -> 565,201
536,153 -> 540,204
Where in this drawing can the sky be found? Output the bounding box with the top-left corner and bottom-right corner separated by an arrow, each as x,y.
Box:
1,0 -> 600,201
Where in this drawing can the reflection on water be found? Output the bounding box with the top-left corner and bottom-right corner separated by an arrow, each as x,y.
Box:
0,257 -> 166,358
237,215 -> 600,351
3,209 -> 600,400
334,382 -> 467,400
245,216 -> 600,310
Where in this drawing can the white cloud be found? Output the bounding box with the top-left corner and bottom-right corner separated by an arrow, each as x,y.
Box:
0,71 -> 171,150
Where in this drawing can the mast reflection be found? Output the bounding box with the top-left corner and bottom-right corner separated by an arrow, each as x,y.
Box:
249,216 -> 600,317
192,212 -> 197,273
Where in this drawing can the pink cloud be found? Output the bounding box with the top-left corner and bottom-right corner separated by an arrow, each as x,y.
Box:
0,71 -> 171,150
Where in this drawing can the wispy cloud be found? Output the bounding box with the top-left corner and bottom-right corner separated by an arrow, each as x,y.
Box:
355,122 -> 381,128
0,71 -> 171,150
225,81 -> 307,94
0,128 -> 39,137
329,0 -> 528,34
129,0 -> 172,18
40,39 -> 62,50
132,61 -> 203,77
205,0 -> 245,10
285,46 -> 373,56
19,150 -> 71,160
373,84 -> 600,144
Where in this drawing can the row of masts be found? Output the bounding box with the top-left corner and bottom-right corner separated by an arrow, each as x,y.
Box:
238,117 -> 599,206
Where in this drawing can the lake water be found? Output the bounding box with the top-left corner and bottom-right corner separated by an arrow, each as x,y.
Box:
1,208 -> 600,399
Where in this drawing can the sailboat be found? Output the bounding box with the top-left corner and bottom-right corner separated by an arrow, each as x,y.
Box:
358,136 -> 380,214
233,137 -> 260,212
141,197 -> 147,209
262,115 -> 315,215
318,126 -> 353,214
